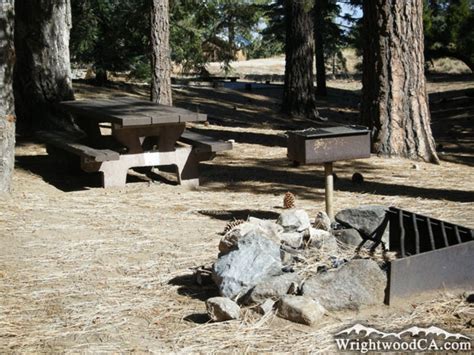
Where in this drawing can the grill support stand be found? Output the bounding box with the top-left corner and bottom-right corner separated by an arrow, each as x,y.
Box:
324,162 -> 334,220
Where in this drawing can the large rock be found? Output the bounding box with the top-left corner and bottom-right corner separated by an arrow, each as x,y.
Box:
302,259 -> 387,311
219,219 -> 282,254
308,228 -> 339,254
335,205 -> 387,237
280,232 -> 304,249
247,217 -> 283,242
213,232 -> 283,299
246,272 -> 302,304
333,228 -> 365,247
277,209 -> 311,232
206,297 -> 240,321
277,295 -> 326,326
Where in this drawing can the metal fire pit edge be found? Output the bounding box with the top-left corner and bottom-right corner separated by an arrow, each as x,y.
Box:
386,207 -> 474,305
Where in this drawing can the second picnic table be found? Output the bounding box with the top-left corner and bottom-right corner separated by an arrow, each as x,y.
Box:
47,97 -> 232,187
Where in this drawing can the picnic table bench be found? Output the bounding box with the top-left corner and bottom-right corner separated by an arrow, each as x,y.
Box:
38,98 -> 232,188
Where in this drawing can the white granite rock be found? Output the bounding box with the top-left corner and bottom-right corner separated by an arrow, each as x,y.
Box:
277,295 -> 326,326
206,297 -> 240,321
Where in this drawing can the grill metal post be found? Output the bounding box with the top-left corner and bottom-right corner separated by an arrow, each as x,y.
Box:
324,162 -> 334,220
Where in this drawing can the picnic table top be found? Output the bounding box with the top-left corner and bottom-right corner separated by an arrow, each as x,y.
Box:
59,97 -> 207,127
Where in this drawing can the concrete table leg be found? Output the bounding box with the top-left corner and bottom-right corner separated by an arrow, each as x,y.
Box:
177,156 -> 199,186
175,151 -> 199,187
82,146 -> 200,188
175,151 -> 213,187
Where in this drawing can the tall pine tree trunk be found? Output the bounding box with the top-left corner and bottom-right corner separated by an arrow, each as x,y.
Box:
314,0 -> 327,96
150,0 -> 172,105
282,0 -> 318,118
0,0 -> 15,193
361,0 -> 439,163
13,0 -> 75,133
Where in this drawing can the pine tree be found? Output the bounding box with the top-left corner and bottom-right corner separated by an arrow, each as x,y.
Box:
0,0 -> 16,193
14,0 -> 75,132
282,0 -> 318,119
361,0 -> 439,163
151,0 -> 173,105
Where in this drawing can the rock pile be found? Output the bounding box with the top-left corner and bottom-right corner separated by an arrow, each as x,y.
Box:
202,204 -> 393,325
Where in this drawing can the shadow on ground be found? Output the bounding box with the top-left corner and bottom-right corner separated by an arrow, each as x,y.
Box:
182,313 -> 210,324
199,209 -> 280,221
174,85 -> 360,130
168,274 -> 219,302
168,274 -> 217,324
14,154 -> 170,192
430,88 -> 474,166
15,155 -> 102,191
200,161 -> 474,203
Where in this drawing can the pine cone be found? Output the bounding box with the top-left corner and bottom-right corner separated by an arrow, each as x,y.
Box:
283,191 -> 296,209
224,219 -> 245,233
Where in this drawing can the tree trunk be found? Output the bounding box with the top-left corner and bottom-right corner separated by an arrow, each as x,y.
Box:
314,0 -> 327,96
0,0 -> 16,193
282,0 -> 318,118
229,20 -> 236,59
95,68 -> 108,85
361,0 -> 439,163
150,0 -> 172,105
13,0 -> 75,133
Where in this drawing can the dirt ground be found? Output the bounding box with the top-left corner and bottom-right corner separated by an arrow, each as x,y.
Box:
0,74 -> 473,352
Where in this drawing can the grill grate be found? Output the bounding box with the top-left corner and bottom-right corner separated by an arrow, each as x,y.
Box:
387,207 -> 473,257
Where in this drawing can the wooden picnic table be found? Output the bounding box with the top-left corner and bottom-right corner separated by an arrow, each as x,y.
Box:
43,97 -> 232,188
59,97 -> 207,154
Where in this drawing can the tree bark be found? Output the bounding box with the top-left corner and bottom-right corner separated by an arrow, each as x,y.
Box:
0,0 -> 16,193
314,0 -> 327,96
13,0 -> 75,133
150,0 -> 172,105
361,0 -> 439,163
282,0 -> 318,118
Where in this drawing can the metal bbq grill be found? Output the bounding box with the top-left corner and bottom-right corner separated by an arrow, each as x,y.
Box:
287,125 -> 371,219
386,207 -> 474,304
287,125 -> 371,165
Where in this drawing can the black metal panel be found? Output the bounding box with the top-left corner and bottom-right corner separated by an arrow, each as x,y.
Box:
388,241 -> 474,303
386,207 -> 474,304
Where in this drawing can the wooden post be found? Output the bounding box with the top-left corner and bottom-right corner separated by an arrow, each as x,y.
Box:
324,162 -> 334,220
